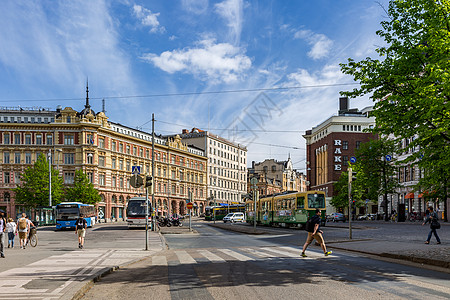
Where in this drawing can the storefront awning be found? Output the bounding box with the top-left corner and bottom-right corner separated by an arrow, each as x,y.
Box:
405,192 -> 415,199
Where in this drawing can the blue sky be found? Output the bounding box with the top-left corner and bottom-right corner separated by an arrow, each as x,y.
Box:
0,0 -> 389,171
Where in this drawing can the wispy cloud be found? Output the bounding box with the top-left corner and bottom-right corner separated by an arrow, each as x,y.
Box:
214,0 -> 243,45
141,39 -> 252,84
294,29 -> 333,60
181,0 -> 209,14
132,4 -> 165,33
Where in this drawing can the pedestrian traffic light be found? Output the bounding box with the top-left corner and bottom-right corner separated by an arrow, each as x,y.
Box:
248,190 -> 254,200
145,175 -> 153,188
351,171 -> 357,182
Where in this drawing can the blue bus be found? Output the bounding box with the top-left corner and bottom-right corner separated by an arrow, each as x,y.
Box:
55,202 -> 96,230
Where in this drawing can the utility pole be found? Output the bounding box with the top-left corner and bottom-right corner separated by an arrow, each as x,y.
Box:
48,150 -> 52,207
348,165 -> 352,240
152,113 -> 156,231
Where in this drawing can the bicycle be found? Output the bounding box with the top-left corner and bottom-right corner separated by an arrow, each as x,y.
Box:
26,226 -> 38,247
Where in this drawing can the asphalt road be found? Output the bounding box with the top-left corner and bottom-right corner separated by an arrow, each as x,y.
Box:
81,221 -> 450,300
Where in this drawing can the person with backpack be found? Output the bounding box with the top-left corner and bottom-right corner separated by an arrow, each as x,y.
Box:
422,206 -> 441,244
16,213 -> 28,249
301,208 -> 332,257
75,214 -> 87,249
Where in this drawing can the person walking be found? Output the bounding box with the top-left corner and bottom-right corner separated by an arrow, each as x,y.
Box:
301,208 -> 332,257
75,214 -> 87,249
0,211 -> 6,258
422,206 -> 441,244
17,213 -> 28,249
6,218 -> 17,248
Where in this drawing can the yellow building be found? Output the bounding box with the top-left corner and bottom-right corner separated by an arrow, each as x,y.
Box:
0,93 -> 207,221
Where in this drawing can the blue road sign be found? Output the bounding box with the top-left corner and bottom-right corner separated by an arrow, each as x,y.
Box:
350,156 -> 357,164
132,166 -> 141,174
385,155 -> 392,162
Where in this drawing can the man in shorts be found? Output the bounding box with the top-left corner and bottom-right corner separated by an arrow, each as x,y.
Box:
301,208 -> 332,257
17,213 -> 29,249
75,214 -> 87,249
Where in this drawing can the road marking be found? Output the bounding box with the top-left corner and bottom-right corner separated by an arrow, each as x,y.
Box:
239,247 -> 274,258
175,251 -> 197,264
197,249 -> 226,262
217,249 -> 254,261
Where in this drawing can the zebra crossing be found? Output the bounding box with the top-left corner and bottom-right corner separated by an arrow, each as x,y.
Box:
151,246 -> 331,266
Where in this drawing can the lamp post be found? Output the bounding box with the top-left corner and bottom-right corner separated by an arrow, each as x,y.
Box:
48,150 -> 52,207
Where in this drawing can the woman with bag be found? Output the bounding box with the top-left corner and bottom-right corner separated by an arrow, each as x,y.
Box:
422,206 -> 441,244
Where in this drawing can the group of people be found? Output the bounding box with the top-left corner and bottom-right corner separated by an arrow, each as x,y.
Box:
0,212 -> 35,258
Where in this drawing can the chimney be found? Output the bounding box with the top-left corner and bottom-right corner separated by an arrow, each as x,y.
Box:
339,97 -> 349,114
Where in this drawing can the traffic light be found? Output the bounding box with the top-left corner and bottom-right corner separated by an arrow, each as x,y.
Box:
145,176 -> 153,188
248,190 -> 254,200
351,171 -> 357,182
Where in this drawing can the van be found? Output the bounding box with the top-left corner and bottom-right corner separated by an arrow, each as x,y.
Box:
223,212 -> 245,223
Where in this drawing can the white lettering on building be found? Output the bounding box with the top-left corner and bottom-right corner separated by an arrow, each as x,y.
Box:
334,140 -> 342,171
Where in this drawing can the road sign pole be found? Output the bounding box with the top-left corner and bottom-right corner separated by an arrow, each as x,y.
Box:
348,166 -> 352,240
145,186 -> 149,250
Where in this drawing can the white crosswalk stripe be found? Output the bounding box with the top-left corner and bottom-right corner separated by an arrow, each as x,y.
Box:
217,248 -> 254,261
197,249 -> 226,262
175,250 -> 197,264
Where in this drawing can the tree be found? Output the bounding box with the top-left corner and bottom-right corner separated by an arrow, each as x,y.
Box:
340,0 -> 450,220
65,170 -> 101,204
13,153 -> 64,208
331,171 -> 350,211
353,138 -> 400,221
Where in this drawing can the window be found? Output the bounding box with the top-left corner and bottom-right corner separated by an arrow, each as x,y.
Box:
87,172 -> 94,183
14,172 -> 20,184
133,146 -> 137,156
112,158 -> 116,169
87,154 -> 93,164
126,161 -> 130,171
119,143 -> 123,153
14,133 -> 20,144
171,184 -> 176,194
171,156 -> 175,164
46,134 -> 53,145
119,159 -> 124,170
4,172 -> 10,184
140,148 -> 143,157
180,170 -> 184,181
171,170 -> 176,179
25,152 -> 31,164
343,141 -> 348,150
67,116 -> 71,123
14,152 -> 21,164
356,141 -> 361,149
99,138 -> 105,148
64,172 -> 75,184
25,134 -> 31,145
64,153 -> 74,164
126,145 -> 130,154
3,133 -> 10,144
119,177 -> 124,188
112,176 -> 116,187
99,156 -> 105,167
343,155 -> 349,166
36,134 -> 42,145
112,141 -> 116,151
146,150 -> 149,159
99,174 -> 105,186
64,135 -> 74,145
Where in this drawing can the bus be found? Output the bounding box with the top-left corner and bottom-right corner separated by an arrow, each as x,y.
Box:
126,197 -> 152,228
55,202 -> 96,230
246,191 -> 326,228
205,204 -> 245,221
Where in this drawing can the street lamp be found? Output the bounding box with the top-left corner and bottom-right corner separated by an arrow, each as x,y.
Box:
48,150 -> 52,207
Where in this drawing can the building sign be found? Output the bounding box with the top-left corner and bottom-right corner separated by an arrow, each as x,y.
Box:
334,140 -> 342,171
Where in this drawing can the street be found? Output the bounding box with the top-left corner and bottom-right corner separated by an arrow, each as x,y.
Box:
81,220 -> 450,300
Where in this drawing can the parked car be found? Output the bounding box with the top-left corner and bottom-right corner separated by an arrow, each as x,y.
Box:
328,212 -> 346,222
357,214 -> 376,221
223,212 -> 245,223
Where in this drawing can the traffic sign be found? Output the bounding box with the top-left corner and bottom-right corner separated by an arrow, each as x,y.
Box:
132,166 -> 141,174
350,156 -> 357,164
187,202 -> 193,209
385,155 -> 392,162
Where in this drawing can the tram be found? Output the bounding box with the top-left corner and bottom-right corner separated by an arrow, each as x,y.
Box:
246,191 -> 326,228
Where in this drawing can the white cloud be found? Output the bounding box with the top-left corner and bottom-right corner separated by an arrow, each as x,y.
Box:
214,0 -> 243,44
294,29 -> 333,60
181,0 -> 209,14
132,4 -> 165,33
142,39 -> 252,83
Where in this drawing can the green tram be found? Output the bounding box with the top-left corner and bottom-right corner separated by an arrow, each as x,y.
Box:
246,191 -> 326,228
205,204 -> 245,221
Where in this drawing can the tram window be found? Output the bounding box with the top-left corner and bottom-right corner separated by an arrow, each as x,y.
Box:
297,196 -> 305,209
308,194 -> 325,208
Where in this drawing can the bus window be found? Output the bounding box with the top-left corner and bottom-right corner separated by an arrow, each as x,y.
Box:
297,196 -> 305,209
308,193 -> 325,208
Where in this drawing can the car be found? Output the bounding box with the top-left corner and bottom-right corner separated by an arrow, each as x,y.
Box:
328,212 -> 346,222
223,212 -> 245,223
357,214 -> 376,221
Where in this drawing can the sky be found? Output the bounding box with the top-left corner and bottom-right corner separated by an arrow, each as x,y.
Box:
0,0 -> 390,172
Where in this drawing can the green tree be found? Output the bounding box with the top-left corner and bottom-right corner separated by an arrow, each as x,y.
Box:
331,171 -> 350,211
340,0 -> 450,220
65,170 -> 101,204
13,153 -> 64,208
353,138 -> 399,221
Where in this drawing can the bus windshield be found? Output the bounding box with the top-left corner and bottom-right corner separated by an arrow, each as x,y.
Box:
127,200 -> 148,217
56,205 -> 79,220
307,194 -> 325,208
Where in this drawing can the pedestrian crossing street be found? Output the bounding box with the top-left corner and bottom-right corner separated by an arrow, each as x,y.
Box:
151,246 -> 331,266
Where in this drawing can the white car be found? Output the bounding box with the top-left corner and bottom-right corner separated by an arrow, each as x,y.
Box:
223,212 -> 245,223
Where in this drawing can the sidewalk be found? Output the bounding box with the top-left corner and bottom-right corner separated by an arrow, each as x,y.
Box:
208,221 -> 450,270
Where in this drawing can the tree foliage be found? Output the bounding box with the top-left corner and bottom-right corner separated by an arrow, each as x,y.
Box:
65,170 -> 101,204
13,153 -> 64,208
340,0 -> 450,217
331,171 -> 349,210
